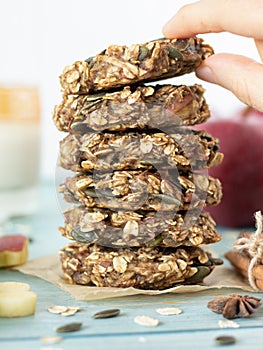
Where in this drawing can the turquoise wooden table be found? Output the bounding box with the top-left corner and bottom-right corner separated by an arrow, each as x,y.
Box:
1,182 -> 263,350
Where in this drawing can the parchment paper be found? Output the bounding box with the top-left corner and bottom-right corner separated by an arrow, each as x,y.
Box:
14,254 -> 254,300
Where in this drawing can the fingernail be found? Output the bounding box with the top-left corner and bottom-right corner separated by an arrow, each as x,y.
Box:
196,65 -> 216,83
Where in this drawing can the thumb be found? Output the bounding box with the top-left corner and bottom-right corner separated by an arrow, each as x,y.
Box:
196,53 -> 263,112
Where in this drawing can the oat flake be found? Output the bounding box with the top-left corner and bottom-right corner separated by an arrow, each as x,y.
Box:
134,315 -> 159,327
156,307 -> 182,316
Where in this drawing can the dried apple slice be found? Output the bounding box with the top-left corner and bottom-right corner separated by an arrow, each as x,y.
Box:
0,234 -> 28,267
0,282 -> 37,317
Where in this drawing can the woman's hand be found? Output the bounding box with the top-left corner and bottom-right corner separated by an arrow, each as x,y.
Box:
163,0 -> 263,111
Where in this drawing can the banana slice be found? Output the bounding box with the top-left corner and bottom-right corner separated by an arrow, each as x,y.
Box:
0,282 -> 37,317
0,234 -> 28,267
0,281 -> 30,291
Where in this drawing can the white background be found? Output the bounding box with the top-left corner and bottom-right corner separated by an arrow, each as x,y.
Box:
0,0 -> 260,180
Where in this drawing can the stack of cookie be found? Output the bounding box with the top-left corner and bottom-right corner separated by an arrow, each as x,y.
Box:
53,37 -> 224,290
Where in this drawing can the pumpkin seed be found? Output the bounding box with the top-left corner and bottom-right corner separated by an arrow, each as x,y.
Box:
98,49 -> 106,56
168,46 -> 184,61
149,37 -> 166,42
214,335 -> 236,345
185,266 -> 211,283
71,122 -> 91,133
71,230 -> 92,243
211,257 -> 224,265
149,193 -> 180,205
140,158 -> 161,166
138,46 -> 149,61
56,322 -> 82,333
147,235 -> 163,246
92,308 -> 120,319
80,100 -> 102,111
85,56 -> 94,64
82,188 -> 97,197
173,39 -> 189,51
83,92 -> 105,102
84,188 -> 116,198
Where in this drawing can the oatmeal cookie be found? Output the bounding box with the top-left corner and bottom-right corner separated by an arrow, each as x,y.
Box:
59,171 -> 222,211
59,206 -> 221,248
59,130 -> 223,172
60,37 -> 213,95
60,242 -> 220,289
53,84 -> 209,132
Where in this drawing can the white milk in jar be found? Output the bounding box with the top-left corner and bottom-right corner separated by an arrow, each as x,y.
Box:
0,86 -> 41,220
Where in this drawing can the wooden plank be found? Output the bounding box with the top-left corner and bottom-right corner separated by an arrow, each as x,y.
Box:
1,182 -> 263,349
2,327 -> 263,350
1,270 -> 263,340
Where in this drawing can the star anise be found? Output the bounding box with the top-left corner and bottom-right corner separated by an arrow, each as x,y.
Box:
207,294 -> 261,319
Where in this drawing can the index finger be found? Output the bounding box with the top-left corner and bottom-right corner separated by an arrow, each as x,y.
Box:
163,0 -> 263,39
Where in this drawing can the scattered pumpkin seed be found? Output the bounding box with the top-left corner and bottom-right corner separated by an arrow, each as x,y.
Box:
92,308 -> 120,319
156,307 -> 182,316
214,335 -> 236,345
40,335 -> 63,344
218,320 -> 240,329
134,315 -> 159,327
56,322 -> 82,333
48,306 -> 68,314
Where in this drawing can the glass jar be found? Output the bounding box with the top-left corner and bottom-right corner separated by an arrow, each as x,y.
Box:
0,86 -> 40,189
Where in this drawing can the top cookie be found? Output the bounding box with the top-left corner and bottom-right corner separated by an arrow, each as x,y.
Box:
60,37 -> 213,95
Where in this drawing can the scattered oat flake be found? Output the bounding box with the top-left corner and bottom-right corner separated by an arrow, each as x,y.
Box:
134,315 -> 159,327
218,320 -> 240,328
40,335 -> 63,344
61,306 -> 81,316
47,306 -> 68,314
138,336 -> 147,343
156,307 -> 182,316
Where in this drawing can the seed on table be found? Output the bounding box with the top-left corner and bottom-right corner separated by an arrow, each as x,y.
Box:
156,307 -> 182,316
134,315 -> 159,327
214,335 -> 236,345
218,320 -> 240,329
48,305 -> 68,314
56,322 -> 82,333
92,309 -> 120,319
61,306 -> 81,316
40,335 -> 63,344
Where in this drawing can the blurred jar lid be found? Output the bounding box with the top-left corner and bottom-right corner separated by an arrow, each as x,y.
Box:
0,86 -> 40,122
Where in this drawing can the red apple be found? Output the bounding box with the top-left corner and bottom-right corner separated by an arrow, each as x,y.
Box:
196,107 -> 263,227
